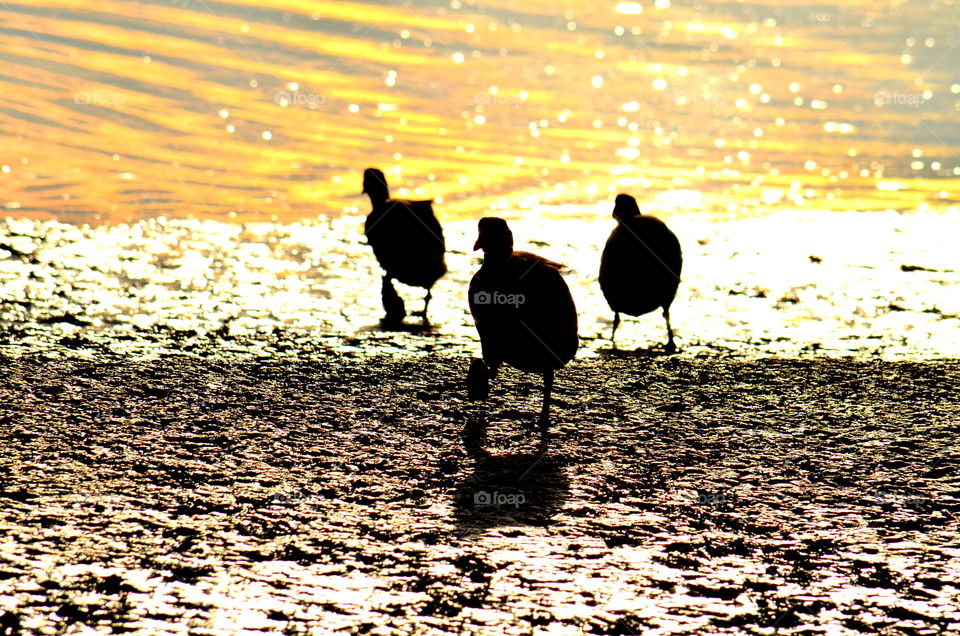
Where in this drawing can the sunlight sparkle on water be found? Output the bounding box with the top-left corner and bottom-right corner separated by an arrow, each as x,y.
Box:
0,0 -> 957,359
0,0 -> 956,223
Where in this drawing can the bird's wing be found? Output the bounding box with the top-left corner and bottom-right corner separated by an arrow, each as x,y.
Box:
403,199 -> 444,245
511,250 -> 565,272
468,272 -> 504,368
646,220 -> 683,276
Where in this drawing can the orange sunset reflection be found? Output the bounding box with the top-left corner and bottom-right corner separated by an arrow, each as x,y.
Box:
0,0 -> 957,223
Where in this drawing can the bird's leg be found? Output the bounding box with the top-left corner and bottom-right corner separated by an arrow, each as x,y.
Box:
467,358 -> 490,401
664,308 -> 676,353
539,369 -> 554,429
414,289 -> 432,323
611,312 -> 621,347
381,277 -> 406,324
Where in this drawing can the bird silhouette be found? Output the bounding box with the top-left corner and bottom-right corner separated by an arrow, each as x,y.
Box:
599,194 -> 683,351
362,167 -> 447,324
468,217 -> 578,427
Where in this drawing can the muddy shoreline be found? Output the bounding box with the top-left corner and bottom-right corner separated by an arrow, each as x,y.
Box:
0,342 -> 958,634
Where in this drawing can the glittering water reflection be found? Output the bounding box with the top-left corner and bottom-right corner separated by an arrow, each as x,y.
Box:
1,209 -> 957,359
0,0 -> 958,223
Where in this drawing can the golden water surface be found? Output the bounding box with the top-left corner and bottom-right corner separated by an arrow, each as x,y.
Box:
0,0 -> 958,223
0,1 -> 957,359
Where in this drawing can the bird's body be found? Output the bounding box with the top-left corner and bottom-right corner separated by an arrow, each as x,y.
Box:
364,198 -> 446,289
470,251 -> 578,374
468,218 -> 578,426
363,168 -> 446,323
598,194 -> 682,350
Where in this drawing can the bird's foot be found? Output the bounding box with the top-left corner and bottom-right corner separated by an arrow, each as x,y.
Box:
633,342 -> 677,357
537,405 -> 551,431
381,280 -> 406,325
537,426 -> 552,450
467,358 -> 490,401
411,309 -> 431,325
536,415 -> 552,447
381,311 -> 406,327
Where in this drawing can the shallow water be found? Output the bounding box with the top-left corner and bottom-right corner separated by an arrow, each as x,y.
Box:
1,209 -> 957,359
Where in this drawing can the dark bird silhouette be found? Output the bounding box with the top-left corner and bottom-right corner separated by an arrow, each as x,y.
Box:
468,217 -> 578,426
599,194 -> 683,351
362,167 -> 447,324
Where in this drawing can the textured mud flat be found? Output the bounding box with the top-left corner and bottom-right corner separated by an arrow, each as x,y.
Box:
0,343 -> 958,635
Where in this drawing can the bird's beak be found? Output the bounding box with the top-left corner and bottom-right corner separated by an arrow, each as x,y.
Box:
473,236 -> 482,251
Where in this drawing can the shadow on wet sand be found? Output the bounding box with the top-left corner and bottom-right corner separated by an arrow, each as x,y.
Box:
451,416 -> 570,534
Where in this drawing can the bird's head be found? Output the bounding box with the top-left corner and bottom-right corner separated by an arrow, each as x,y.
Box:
473,217 -> 513,257
613,194 -> 640,223
362,168 -> 389,202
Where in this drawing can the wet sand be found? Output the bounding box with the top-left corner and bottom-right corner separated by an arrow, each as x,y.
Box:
1,339 -> 957,634
2,213 -> 959,362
